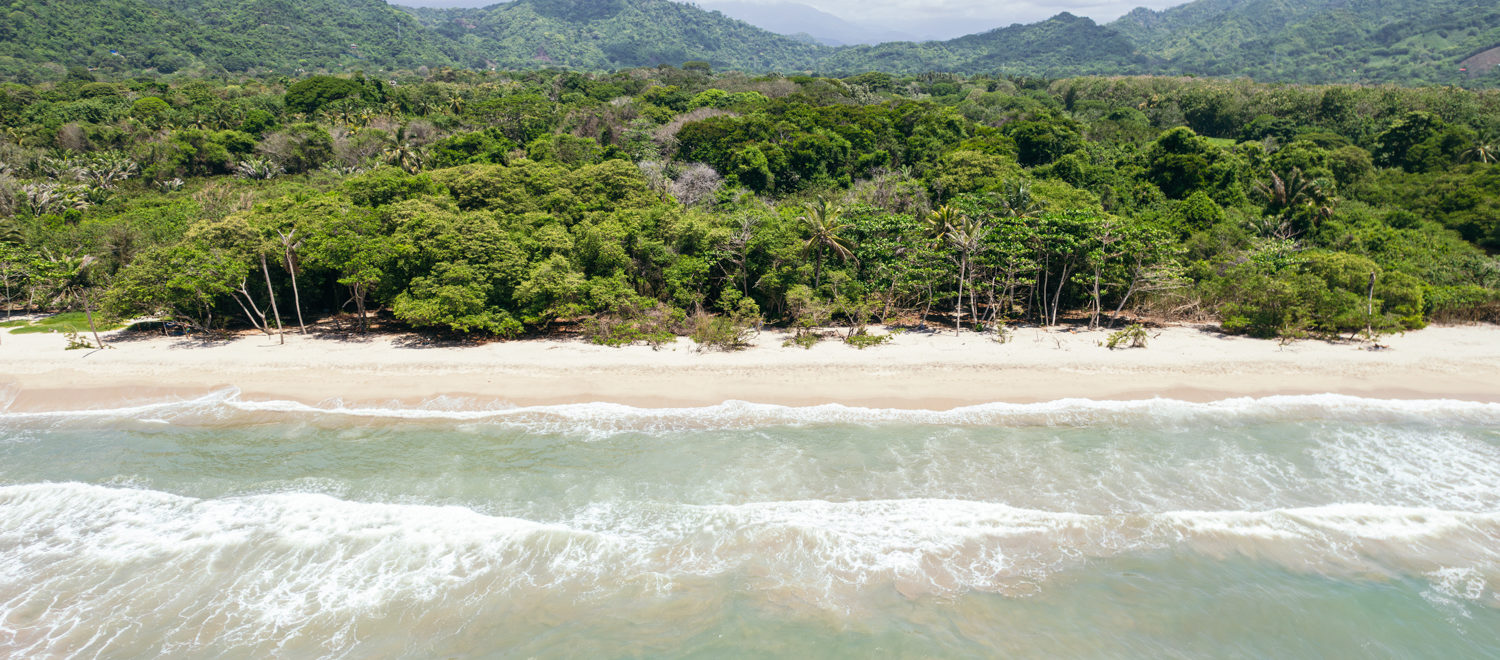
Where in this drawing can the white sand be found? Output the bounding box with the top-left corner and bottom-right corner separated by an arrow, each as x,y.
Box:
3,323 -> 1499,410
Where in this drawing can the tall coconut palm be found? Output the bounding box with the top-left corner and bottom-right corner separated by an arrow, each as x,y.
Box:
943,212 -> 991,335
799,197 -> 854,289
58,254 -> 105,349
384,125 -> 425,174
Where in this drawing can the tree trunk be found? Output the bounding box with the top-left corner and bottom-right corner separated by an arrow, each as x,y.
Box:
1037,255 -> 1050,325
969,271 -> 980,329
234,279 -> 270,335
954,254 -> 965,336
231,292 -> 267,335
80,287 -> 104,350
353,283 -> 368,332
1091,266 -> 1102,330
1051,263 -> 1071,327
1112,276 -> 1141,329
281,231 -> 307,335
261,253 -> 285,345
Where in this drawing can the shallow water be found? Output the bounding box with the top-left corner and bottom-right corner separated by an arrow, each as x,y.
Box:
2,391 -> 1499,658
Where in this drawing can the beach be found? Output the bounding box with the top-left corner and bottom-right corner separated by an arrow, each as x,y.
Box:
7,322 -> 1500,657
5,323 -> 1499,410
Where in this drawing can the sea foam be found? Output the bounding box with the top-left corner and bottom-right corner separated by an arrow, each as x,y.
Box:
4,388 -> 1500,436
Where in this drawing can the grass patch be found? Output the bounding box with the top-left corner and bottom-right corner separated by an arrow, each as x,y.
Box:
2,312 -> 124,335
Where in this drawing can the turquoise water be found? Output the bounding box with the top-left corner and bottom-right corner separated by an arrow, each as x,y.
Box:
2,392 -> 1499,658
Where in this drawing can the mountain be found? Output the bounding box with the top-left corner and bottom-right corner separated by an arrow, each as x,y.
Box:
0,0 -> 466,75
692,1 -> 915,46
1112,0 -> 1500,83
824,12 -> 1145,76
141,0 -> 469,71
1,0 -> 1497,85
410,0 -> 824,70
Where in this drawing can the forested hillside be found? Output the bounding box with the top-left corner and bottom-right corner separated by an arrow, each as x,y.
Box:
2,68 -> 1497,346
822,13 -> 1145,77
411,0 -> 824,71
1113,0 -> 1500,84
0,0 -> 468,80
2,0 -> 1498,85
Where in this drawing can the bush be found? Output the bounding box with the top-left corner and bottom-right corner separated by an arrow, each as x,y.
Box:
583,303 -> 683,348
843,329 -> 891,349
1210,247 -> 1430,339
1105,324 -> 1149,350
688,310 -> 755,352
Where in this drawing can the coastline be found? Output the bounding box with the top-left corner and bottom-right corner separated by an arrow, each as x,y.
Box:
4,324 -> 1500,412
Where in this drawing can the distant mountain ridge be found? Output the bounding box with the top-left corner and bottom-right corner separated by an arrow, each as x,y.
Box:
693,1 -> 918,46
0,0 -> 1496,85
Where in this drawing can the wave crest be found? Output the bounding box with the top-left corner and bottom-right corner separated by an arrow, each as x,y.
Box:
5,388 -> 1500,436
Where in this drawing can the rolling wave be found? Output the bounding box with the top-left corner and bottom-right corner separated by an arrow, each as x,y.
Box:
4,388 -> 1500,435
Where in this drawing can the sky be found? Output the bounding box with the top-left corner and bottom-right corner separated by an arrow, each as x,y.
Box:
389,0 -> 1192,41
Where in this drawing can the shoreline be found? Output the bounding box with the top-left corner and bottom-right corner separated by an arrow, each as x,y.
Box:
5,324 -> 1500,412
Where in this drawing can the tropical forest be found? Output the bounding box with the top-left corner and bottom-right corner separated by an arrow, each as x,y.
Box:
0,0 -> 1498,347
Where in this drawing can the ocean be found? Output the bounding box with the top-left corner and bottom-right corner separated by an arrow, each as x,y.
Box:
2,391 -> 1498,658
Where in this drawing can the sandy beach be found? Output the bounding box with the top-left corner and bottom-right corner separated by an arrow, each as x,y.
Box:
3,323 -> 1499,411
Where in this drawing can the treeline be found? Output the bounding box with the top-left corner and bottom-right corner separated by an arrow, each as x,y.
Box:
1,67 -> 1498,346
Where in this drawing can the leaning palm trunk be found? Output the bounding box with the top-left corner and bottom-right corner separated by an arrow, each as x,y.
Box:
1050,263 -> 1071,327
279,229 -> 306,334
80,287 -> 103,349
953,255 -> 965,335
260,253 -> 285,345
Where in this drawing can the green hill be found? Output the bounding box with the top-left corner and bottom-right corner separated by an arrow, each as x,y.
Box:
1,0 -> 1498,85
823,12 -> 1147,76
412,0 -> 824,71
140,0 -> 467,71
1112,0 -> 1500,83
0,0 -> 464,77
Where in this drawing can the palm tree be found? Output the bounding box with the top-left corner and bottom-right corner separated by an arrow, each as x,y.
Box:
1255,168 -> 1336,235
1462,134 -> 1499,164
925,204 -> 959,240
58,254 -> 105,349
799,197 -> 854,289
942,212 -> 991,335
918,205 -> 962,326
997,180 -> 1043,219
383,125 -> 425,174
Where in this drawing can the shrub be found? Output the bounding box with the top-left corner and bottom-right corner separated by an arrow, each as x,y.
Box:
1105,324 -> 1149,350
688,310 -> 755,352
843,330 -> 891,349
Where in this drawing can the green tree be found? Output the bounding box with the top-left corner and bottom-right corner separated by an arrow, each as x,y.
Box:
798,197 -> 854,289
